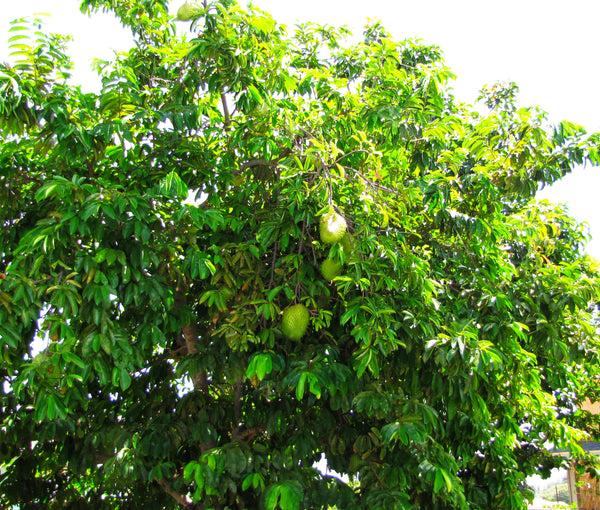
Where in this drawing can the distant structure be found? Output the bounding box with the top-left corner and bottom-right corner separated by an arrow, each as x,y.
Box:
559,400 -> 600,509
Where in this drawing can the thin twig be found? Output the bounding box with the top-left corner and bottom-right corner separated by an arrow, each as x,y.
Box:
343,165 -> 404,196
333,148 -> 369,166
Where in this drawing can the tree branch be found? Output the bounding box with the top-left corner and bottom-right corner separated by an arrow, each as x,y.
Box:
182,322 -> 208,393
221,93 -> 231,129
175,287 -> 208,393
238,425 -> 267,442
156,478 -> 196,509
239,158 -> 274,171
232,374 -> 243,439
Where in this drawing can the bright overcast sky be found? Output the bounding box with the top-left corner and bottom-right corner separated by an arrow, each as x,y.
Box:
2,0 -> 599,257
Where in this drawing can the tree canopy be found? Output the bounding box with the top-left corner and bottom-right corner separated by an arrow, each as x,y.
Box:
2,1 -> 600,508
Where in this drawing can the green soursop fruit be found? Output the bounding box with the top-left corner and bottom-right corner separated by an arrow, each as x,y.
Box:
321,258 -> 343,281
282,304 -> 309,341
320,208 -> 347,245
176,2 -> 203,21
340,233 -> 353,255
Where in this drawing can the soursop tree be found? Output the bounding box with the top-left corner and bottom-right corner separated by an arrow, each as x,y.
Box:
1,1 -> 600,508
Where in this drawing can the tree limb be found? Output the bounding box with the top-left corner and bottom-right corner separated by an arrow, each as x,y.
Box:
237,425 -> 267,442
221,93 -> 231,129
232,374 -> 243,439
175,287 -> 209,393
156,478 -> 196,509
182,322 -> 208,393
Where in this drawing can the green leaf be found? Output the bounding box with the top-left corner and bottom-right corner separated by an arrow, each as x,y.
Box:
0,325 -> 20,349
296,372 -> 307,400
160,171 -> 188,198
434,468 -> 453,493
194,465 -> 205,494
62,351 -> 86,369
242,473 -> 253,491
46,392 -> 56,420
308,373 -> 321,399
119,367 -> 132,391
184,461 -> 197,482
265,484 -> 281,510
279,483 -> 301,510
256,353 -> 273,380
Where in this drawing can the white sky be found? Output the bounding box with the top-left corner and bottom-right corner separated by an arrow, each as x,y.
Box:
1,0 -> 599,257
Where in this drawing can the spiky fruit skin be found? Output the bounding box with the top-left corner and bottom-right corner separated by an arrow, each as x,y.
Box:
320,209 -> 347,245
282,304 -> 309,341
254,102 -> 269,117
176,2 -> 202,21
340,233 -> 353,256
321,258 -> 342,281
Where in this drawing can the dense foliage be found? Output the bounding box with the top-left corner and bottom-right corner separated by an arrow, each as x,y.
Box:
2,1 -> 600,508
